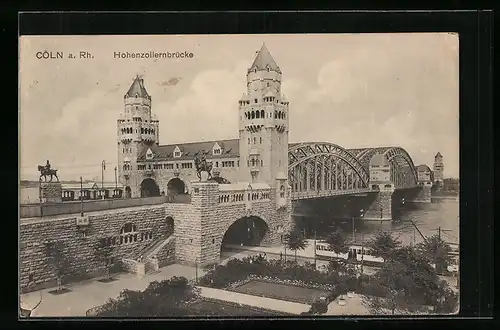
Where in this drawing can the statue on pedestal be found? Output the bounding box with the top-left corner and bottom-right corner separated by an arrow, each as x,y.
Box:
37,160 -> 59,182
194,152 -> 213,181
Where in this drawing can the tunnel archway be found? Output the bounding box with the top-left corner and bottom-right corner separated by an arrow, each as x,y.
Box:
220,216 -> 269,254
167,178 -> 186,195
140,178 -> 160,197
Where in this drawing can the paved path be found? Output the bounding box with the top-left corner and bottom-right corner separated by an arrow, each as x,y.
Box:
326,293 -> 370,315
20,264 -> 206,317
197,286 -> 310,315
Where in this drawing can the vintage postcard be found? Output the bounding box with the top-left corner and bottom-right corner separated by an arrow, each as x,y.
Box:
19,33 -> 459,317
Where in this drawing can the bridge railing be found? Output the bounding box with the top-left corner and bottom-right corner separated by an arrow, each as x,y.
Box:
218,188 -> 271,205
19,194 -> 191,218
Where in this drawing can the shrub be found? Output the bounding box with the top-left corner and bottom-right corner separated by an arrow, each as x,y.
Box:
309,298 -> 328,314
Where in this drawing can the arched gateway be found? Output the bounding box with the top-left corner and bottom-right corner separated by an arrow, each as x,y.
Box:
220,216 -> 269,255
140,178 -> 160,197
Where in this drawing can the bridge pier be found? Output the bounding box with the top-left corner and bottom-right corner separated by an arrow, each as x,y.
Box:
410,182 -> 432,203
362,184 -> 394,228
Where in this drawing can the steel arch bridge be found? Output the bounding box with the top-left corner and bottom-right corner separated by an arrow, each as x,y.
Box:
288,143 -> 419,200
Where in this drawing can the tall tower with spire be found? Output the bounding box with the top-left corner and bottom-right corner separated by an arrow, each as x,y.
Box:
238,44 -> 290,193
433,152 -> 444,185
117,76 -> 160,197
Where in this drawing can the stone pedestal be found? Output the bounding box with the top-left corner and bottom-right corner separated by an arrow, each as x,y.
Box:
175,181 -> 219,266
40,182 -> 62,203
411,182 -> 432,203
363,184 -> 394,222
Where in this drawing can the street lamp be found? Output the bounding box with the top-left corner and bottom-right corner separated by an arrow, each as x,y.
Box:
359,209 -> 364,276
101,160 -> 106,200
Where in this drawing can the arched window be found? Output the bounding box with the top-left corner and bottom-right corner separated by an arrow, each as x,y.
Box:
280,185 -> 285,198
253,137 -> 256,144
120,223 -> 137,234
260,137 -> 262,144
256,111 -> 260,119
244,112 -> 247,119
274,111 -> 277,119
251,111 -> 255,119
260,110 -> 264,118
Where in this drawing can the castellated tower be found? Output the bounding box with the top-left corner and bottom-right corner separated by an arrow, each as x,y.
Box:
433,152 -> 444,184
238,44 -> 290,192
117,76 -> 160,197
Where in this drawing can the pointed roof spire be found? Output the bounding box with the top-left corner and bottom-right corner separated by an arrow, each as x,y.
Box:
125,75 -> 150,98
249,43 -> 281,73
435,152 -> 443,158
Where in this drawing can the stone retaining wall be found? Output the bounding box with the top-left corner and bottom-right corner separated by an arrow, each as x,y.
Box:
20,205 -> 169,292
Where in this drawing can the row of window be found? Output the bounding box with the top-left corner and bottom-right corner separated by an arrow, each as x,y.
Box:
101,232 -> 154,247
244,110 -> 287,120
221,161 -> 236,168
120,127 -> 156,135
127,160 -> 240,172
248,159 -> 263,167
123,148 -> 132,154
316,244 -> 376,256
248,137 -> 263,144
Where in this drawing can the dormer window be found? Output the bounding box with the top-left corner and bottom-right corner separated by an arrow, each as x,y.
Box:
213,148 -> 221,155
145,148 -> 154,161
173,146 -> 182,158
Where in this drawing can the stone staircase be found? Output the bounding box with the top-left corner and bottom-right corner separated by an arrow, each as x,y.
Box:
143,235 -> 175,275
122,234 -> 174,277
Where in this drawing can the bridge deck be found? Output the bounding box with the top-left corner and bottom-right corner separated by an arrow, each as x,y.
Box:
290,188 -> 373,200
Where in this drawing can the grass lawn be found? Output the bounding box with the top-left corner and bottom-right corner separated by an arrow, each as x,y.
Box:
189,299 -> 284,316
232,280 -> 329,304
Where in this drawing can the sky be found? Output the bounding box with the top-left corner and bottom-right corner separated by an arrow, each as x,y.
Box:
19,33 -> 459,182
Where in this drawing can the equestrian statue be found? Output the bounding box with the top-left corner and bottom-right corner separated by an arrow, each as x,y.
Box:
194,152 -> 213,181
38,160 -> 59,182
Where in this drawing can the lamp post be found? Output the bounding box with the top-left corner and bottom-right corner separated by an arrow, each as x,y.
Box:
38,178 -> 43,217
114,166 -> 118,198
195,258 -> 198,284
101,160 -> 106,200
80,176 -> 84,217
360,208 -> 364,276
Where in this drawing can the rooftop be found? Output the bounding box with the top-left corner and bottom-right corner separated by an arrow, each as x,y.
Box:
248,43 -> 281,73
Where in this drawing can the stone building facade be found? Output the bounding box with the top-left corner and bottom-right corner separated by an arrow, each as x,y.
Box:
116,43 -> 290,202
20,44 -> 293,292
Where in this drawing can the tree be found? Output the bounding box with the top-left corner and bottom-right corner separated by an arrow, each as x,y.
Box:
325,229 -> 349,255
361,245 -> 459,315
284,229 -> 308,262
366,230 -> 402,260
44,240 -> 70,292
416,234 -> 452,274
94,237 -> 114,280
94,276 -> 201,317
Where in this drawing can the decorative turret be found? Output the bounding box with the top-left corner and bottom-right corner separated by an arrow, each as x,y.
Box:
117,75 -> 160,196
238,43 -> 289,191
433,152 -> 444,184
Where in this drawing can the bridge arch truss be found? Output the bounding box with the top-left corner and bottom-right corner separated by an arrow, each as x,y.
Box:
288,143 -> 370,197
350,147 -> 419,189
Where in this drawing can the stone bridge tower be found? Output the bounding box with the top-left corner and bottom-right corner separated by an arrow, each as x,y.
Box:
238,43 -> 290,207
433,152 -> 444,186
117,76 -> 160,198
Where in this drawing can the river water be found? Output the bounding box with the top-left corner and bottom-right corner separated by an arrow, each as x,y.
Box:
354,198 -> 459,246
310,198 -> 460,247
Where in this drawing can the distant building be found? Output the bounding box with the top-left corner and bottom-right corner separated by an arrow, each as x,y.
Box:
433,152 -> 444,184
417,164 -> 433,183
